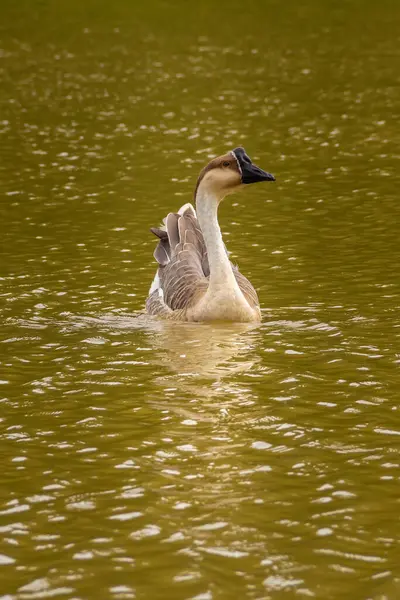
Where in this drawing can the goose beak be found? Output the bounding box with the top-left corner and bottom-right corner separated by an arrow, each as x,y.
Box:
242,163 -> 275,184
232,146 -> 275,184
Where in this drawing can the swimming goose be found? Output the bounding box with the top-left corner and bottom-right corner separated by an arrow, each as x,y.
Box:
146,147 -> 275,322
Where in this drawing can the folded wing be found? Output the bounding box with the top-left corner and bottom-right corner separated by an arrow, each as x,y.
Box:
146,203 -> 260,316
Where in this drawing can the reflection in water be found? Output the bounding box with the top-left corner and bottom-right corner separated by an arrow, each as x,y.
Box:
150,321 -> 260,381
148,320 -> 263,424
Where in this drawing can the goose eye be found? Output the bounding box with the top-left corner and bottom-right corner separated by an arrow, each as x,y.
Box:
222,161 -> 230,167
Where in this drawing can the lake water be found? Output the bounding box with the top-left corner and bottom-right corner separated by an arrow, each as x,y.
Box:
1,1 -> 400,598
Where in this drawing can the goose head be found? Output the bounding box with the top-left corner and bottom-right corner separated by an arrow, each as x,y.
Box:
195,147 -> 275,200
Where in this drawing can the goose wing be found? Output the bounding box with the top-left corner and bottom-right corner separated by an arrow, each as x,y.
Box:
233,269 -> 260,311
146,203 -> 260,316
146,204 -> 208,316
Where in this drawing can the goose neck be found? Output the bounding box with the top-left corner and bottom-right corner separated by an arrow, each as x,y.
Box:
195,187 -> 236,289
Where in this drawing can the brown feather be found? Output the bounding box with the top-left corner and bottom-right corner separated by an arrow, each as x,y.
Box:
150,227 -> 168,240
165,213 -> 180,255
147,197 -> 259,318
153,242 -> 170,266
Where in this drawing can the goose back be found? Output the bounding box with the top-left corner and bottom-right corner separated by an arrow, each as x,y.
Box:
146,203 -> 260,320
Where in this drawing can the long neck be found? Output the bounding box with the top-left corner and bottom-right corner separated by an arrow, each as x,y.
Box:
196,186 -> 238,290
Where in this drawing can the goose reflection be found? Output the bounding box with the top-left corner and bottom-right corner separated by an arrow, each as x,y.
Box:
66,312 -> 263,416
145,320 -> 262,417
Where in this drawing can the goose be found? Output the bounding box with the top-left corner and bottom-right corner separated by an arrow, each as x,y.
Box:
146,147 -> 275,322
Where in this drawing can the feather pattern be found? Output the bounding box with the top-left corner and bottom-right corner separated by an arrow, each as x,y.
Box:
145,146 -> 275,322
146,203 -> 260,320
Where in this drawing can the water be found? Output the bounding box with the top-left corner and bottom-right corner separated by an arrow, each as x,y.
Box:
1,0 -> 400,598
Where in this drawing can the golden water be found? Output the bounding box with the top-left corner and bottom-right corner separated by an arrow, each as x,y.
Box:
1,1 -> 400,598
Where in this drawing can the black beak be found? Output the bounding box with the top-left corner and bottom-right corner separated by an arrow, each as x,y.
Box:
242,162 -> 275,184
232,147 -> 275,184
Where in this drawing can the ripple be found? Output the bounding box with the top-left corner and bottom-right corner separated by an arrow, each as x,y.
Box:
1,2 -> 400,598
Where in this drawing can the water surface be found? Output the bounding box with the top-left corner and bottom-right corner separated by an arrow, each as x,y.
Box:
1,1 -> 400,598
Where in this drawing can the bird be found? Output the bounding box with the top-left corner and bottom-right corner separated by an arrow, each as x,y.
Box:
146,147 -> 275,322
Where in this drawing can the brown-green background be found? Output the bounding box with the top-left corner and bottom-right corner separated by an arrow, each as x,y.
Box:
1,1 -> 399,598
